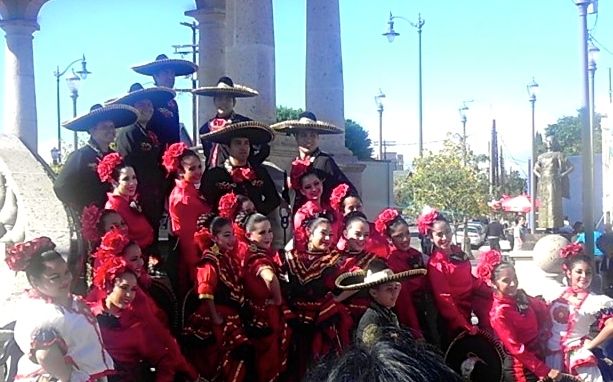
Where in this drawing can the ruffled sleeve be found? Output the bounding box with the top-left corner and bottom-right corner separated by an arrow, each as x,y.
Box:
588,294 -> 613,330
196,262 -> 218,299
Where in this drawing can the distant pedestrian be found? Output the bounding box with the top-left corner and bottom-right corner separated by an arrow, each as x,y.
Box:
485,217 -> 505,251
513,216 -> 526,250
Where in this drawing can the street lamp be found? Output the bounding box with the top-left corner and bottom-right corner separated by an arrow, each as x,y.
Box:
383,12 -> 425,157
588,39 -> 599,137
459,102 -> 470,163
50,147 -> 60,166
66,71 -> 81,150
527,78 -> 539,234
374,89 -> 386,160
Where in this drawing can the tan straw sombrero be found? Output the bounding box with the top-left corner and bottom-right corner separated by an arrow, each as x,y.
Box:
335,268 -> 427,291
107,83 -> 176,107
271,111 -> 343,135
131,54 -> 198,77
62,104 -> 138,132
200,120 -> 274,145
192,76 -> 259,98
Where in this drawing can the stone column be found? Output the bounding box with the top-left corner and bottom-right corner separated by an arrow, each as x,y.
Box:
0,20 -> 39,152
186,0 -> 226,127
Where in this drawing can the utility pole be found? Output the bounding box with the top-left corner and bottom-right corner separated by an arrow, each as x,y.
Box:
174,21 -> 199,144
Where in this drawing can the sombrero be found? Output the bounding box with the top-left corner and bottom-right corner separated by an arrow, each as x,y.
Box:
335,268 -> 427,290
444,329 -> 504,382
107,83 -> 176,107
131,54 -> 198,77
199,120 -> 274,145
62,104 -> 138,132
192,76 -> 259,98
271,111 -> 343,135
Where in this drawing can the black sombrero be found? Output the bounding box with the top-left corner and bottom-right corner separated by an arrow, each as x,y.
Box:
199,121 -> 274,145
62,104 -> 138,132
131,54 -> 198,77
192,76 -> 259,98
107,83 -> 176,107
335,268 -> 427,290
444,329 -> 504,382
271,111 -> 343,135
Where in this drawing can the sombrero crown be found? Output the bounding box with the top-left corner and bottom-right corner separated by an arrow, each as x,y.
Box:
192,76 -> 259,98
335,259 -> 427,290
271,111 -> 343,135
107,82 -> 176,107
199,119 -> 274,145
62,104 -> 138,132
131,53 -> 198,77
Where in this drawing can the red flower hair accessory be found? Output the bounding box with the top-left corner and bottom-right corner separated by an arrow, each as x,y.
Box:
416,207 -> 440,236
81,204 -> 102,243
375,208 -> 400,236
560,242 -> 584,259
330,184 -> 350,211
194,227 -> 213,253
219,193 -> 239,219
476,250 -> 503,285
5,237 -> 56,272
92,256 -> 130,292
162,142 -> 189,174
289,158 -> 311,190
97,153 -> 124,183
95,227 -> 130,265
231,167 -> 256,184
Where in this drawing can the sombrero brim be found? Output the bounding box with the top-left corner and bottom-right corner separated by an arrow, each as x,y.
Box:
62,104 -> 139,132
107,87 -> 176,107
335,268 -> 427,290
192,85 -> 259,98
444,329 -> 505,382
132,59 -> 198,76
270,120 -> 343,135
199,121 -> 274,145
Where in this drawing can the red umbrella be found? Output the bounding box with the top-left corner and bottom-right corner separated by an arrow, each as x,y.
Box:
500,194 -> 538,213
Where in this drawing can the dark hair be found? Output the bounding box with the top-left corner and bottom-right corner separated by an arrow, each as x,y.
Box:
200,212 -> 231,236
25,249 -> 65,283
341,193 -> 362,210
236,211 -> 269,233
300,169 -> 323,188
491,261 -> 515,284
177,149 -> 200,172
425,215 -> 449,239
307,216 -> 331,236
97,209 -> 121,235
236,194 -> 251,208
564,254 -> 593,273
343,211 -> 368,231
386,215 -> 409,238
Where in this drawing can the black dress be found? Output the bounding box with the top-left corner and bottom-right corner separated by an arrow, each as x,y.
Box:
53,139 -> 113,214
149,97 -> 180,147
356,302 -> 400,346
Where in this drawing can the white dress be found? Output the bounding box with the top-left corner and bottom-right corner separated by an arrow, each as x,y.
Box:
546,288 -> 613,382
13,292 -> 114,382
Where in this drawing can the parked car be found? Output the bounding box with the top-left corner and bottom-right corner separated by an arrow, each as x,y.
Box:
453,224 -> 486,248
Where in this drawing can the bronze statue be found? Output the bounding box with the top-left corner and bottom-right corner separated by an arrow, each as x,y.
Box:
533,135 -> 574,229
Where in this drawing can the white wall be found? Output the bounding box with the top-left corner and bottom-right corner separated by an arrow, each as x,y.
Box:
359,160 -> 395,220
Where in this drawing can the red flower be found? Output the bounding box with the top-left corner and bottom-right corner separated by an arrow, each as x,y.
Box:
476,250 -> 502,284
97,153 -> 123,183
416,207 -> 440,236
81,204 -> 102,243
552,305 -> 570,324
330,184 -> 350,211
375,208 -> 400,235
162,142 -> 188,174
194,227 -> 213,253
231,167 -> 256,183
560,242 -> 584,259
210,118 -> 227,132
219,193 -> 239,219
146,130 -> 160,146
289,158 -> 311,190
5,237 -> 56,272
95,228 -> 130,265
92,256 -> 130,292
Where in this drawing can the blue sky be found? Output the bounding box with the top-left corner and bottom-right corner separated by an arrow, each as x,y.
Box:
1,0 -> 612,177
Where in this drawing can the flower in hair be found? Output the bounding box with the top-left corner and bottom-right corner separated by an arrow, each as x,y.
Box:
81,204 -> 102,243
330,184 -> 350,211
416,207 -> 440,236
194,227 -> 213,253
162,142 -> 189,174
560,242 -> 584,259
97,153 -> 123,183
95,228 -> 130,265
289,158 -> 311,190
5,237 -> 56,272
219,193 -> 239,219
375,208 -> 400,236
476,250 -> 502,285
92,255 -> 129,292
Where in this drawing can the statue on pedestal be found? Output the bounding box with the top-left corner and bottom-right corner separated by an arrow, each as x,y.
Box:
533,135 -> 574,230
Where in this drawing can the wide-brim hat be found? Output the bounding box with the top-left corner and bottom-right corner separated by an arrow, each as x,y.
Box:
200,121 -> 274,145
335,268 -> 427,290
444,329 -> 504,382
131,54 -> 198,77
192,76 -> 259,98
107,83 -> 176,107
271,111 -> 343,135
62,104 -> 138,132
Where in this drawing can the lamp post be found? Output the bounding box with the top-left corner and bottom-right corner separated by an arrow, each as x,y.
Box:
66,72 -> 81,150
383,12 -> 425,157
375,89 -> 386,160
588,40 -> 599,140
527,78 -> 539,234
54,56 -> 91,162
458,103 -> 472,254
50,147 -> 60,166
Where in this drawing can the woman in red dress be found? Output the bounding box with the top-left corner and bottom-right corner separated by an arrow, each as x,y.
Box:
162,142 -> 211,298
89,258 -> 197,382
98,153 -> 154,254
182,214 -> 250,382
373,208 -> 439,345
237,211 -> 291,382
218,192 -> 256,265
420,208 -> 492,345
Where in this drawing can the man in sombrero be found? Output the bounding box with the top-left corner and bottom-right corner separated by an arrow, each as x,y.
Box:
132,54 -> 198,146
111,83 -> 176,240
54,103 -> 138,214
272,111 -> 357,212
200,121 -> 280,215
194,76 -> 270,168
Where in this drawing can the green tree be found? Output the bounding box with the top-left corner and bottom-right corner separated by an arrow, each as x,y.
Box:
536,109 -> 601,156
276,105 -> 303,122
497,169 -> 527,197
345,119 -> 374,160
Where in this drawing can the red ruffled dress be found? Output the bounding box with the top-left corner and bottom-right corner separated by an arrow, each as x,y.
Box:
334,249 -> 377,324
168,179 -> 212,297
490,292 -> 552,382
293,201 -> 339,251
105,193 -> 154,251
242,245 -> 293,382
182,247 -> 249,382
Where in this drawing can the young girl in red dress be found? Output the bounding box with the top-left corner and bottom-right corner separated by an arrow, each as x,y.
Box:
237,211 -> 291,382
218,192 -> 256,265
182,214 -> 250,382
374,208 -> 439,344
162,142 -> 211,298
